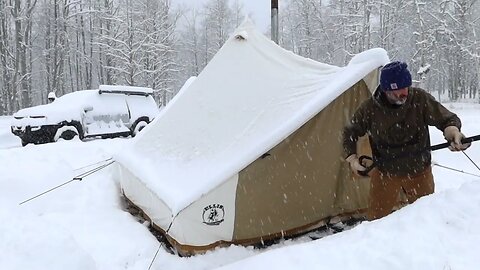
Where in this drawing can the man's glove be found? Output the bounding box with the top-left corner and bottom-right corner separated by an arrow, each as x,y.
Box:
346,154 -> 366,176
443,126 -> 471,151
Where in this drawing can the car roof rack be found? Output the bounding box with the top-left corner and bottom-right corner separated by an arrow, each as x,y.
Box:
98,85 -> 154,97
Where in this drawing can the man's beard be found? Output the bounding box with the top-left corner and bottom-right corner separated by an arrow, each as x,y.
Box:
386,95 -> 407,105
393,97 -> 407,105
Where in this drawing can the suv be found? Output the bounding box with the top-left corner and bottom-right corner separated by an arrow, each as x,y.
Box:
11,85 -> 159,146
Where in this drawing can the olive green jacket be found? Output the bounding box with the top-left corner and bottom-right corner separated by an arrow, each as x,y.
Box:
343,86 -> 461,176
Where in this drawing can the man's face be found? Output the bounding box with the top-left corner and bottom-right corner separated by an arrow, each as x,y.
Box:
385,87 -> 408,105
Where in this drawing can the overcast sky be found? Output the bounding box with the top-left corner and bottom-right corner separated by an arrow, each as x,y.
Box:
174,0 -> 273,31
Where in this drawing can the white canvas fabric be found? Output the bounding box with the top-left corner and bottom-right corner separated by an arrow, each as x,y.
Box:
115,19 -> 389,224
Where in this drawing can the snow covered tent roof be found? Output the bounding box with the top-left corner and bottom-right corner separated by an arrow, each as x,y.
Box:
114,20 -> 389,255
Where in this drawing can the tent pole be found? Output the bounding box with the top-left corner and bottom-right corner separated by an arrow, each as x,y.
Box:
271,0 -> 279,44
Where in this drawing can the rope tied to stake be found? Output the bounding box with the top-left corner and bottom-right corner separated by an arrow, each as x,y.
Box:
19,158 -> 115,205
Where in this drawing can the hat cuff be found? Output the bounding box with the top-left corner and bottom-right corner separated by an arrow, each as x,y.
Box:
381,81 -> 411,91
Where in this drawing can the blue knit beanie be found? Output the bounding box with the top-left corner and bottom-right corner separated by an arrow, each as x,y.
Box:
380,61 -> 412,91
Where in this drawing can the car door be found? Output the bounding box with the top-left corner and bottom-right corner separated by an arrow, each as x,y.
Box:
82,93 -> 131,137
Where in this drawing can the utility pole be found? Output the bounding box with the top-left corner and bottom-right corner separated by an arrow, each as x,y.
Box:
271,0 -> 279,44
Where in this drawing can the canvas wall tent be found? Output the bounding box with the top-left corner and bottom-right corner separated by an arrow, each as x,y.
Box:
114,20 -> 389,255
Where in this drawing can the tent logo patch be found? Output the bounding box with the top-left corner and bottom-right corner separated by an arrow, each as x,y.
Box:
202,204 -> 225,225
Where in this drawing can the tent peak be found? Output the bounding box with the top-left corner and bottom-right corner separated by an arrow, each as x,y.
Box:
349,48 -> 390,67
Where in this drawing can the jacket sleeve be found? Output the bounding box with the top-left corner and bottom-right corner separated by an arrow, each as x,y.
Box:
422,91 -> 461,131
342,104 -> 369,158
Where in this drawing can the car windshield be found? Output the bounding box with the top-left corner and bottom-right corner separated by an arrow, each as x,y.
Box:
53,90 -> 96,105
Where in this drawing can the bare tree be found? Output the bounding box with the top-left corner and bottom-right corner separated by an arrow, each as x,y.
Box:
179,9 -> 202,77
12,0 -> 37,108
40,0 -> 72,96
199,0 -> 235,66
0,0 -> 15,114
140,0 -> 180,106
0,0 -> 38,114
1,0 -> 479,115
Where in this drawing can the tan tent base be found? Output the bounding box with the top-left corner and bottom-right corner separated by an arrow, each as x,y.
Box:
123,193 -> 366,256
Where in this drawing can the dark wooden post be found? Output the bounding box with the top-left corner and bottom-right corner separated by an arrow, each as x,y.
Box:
271,0 -> 279,44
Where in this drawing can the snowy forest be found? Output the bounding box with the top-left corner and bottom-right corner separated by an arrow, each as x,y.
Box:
0,0 -> 479,115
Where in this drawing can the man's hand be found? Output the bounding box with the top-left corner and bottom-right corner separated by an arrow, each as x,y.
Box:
443,126 -> 471,151
346,154 -> 366,176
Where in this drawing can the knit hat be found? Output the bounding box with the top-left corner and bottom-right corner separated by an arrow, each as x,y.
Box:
380,61 -> 412,91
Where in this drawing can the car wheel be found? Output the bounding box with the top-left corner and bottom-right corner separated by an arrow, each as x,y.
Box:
132,120 -> 148,137
54,126 -> 79,142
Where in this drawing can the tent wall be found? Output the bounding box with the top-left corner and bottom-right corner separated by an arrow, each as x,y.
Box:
233,79 -> 373,240
117,164 -> 173,229
363,69 -> 381,92
168,174 -> 238,246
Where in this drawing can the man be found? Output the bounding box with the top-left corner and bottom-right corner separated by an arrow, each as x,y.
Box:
342,61 -> 470,221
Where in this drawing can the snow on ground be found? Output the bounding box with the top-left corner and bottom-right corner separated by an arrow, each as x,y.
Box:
0,116 -> 20,148
0,103 -> 479,270
218,180 -> 480,270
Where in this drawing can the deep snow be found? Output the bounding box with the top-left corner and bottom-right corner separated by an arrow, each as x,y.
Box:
0,102 -> 479,270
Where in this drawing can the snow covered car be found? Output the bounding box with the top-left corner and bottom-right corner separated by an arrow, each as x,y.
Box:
11,85 -> 159,146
